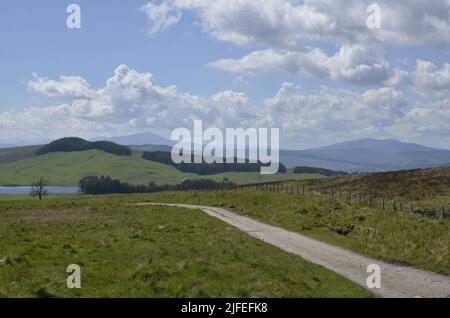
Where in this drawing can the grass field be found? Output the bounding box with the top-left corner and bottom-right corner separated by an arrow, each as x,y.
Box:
0,196 -> 369,297
0,150 -> 322,186
135,189 -> 450,275
0,145 -> 40,164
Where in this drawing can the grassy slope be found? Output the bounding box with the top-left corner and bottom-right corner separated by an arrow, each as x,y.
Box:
0,150 -> 193,186
136,189 -> 450,275
0,145 -> 40,164
287,167 -> 450,211
292,166 -> 450,201
0,196 -> 369,297
0,150 -> 322,186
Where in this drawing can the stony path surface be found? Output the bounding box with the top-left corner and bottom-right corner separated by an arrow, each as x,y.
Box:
137,202 -> 450,298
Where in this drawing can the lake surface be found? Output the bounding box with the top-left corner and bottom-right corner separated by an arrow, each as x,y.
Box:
0,186 -> 79,195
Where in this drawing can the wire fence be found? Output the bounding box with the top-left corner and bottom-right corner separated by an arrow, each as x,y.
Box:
104,181 -> 449,220
240,182 -> 450,220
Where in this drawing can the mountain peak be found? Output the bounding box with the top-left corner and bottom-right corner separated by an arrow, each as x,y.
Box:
312,138 -> 433,152
91,132 -> 173,146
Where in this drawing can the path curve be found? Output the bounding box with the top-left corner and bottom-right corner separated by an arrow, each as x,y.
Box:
137,203 -> 450,298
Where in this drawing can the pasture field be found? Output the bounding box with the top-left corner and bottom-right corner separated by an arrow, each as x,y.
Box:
0,195 -> 369,298
0,150 -> 321,186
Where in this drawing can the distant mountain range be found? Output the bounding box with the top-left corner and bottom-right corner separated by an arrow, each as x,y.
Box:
3,133 -> 450,172
281,139 -> 450,172
103,135 -> 450,172
91,132 -> 174,147
0,138 -> 50,148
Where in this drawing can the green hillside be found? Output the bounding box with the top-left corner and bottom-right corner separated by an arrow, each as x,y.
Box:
0,150 -> 322,186
0,145 -> 40,164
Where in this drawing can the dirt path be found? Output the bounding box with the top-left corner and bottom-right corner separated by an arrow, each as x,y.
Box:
137,203 -> 450,298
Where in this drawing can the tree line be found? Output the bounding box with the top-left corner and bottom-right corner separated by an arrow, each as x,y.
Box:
142,151 -> 287,175
36,137 -> 132,156
78,176 -> 236,195
292,166 -> 348,176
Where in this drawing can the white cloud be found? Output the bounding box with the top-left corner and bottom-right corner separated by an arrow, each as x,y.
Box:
3,65 -> 450,148
392,98 -> 450,145
141,1 -> 182,34
413,60 -> 450,94
263,84 -> 406,134
138,0 -> 450,91
385,60 -> 450,97
14,65 -> 256,138
28,74 -> 93,99
145,0 -> 450,47
210,45 -> 390,85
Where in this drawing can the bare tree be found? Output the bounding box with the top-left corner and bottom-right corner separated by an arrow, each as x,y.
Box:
30,177 -> 48,200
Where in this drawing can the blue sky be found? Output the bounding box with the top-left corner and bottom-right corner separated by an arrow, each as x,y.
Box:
1,0 -> 286,106
1,1 -> 450,149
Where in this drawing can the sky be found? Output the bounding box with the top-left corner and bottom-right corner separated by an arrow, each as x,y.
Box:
0,0 -> 450,149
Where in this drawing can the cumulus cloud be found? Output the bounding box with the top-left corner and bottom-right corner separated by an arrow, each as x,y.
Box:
210,45 -> 390,85
144,0 -> 450,47
139,0 -> 450,88
391,98 -> 450,148
17,65 -> 257,139
141,1 -> 182,34
263,84 -> 406,135
413,60 -> 450,95
28,74 -> 93,99
385,60 -> 450,97
3,65 -> 450,148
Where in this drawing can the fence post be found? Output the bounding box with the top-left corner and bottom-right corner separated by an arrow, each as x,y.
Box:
382,197 -> 385,210
442,207 -> 445,219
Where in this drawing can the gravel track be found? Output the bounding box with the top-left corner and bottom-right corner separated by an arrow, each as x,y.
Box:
138,202 -> 450,298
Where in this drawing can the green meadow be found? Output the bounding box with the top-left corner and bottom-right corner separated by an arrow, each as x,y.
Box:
0,150 -> 322,186
0,195 -> 369,298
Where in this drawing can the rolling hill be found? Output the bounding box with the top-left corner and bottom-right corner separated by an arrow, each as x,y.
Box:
293,165 -> 450,201
0,145 -> 41,164
0,149 -> 320,186
2,136 -> 449,186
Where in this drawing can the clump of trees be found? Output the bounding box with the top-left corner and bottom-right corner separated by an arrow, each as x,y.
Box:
142,151 -> 287,175
36,137 -> 132,156
293,166 -> 348,176
30,177 -> 48,200
79,176 -> 236,195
